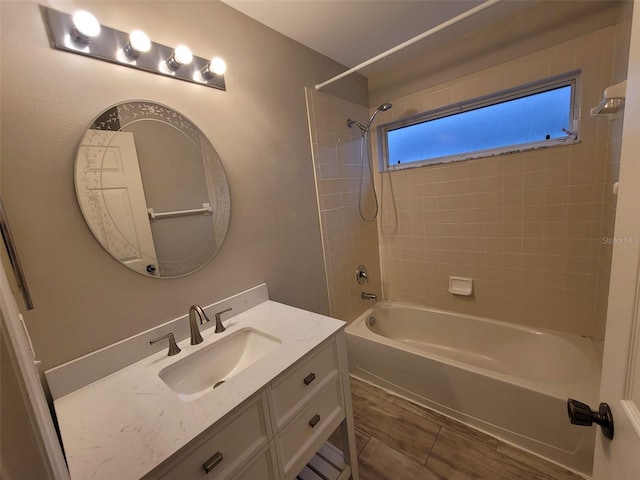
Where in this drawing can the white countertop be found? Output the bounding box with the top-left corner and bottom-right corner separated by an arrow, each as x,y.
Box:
51,300 -> 345,480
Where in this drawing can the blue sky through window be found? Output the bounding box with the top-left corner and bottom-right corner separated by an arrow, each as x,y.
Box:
387,85 -> 572,165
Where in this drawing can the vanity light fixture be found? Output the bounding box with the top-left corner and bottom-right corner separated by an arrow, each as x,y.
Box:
201,57 -> 227,79
71,10 -> 100,44
42,6 -> 226,91
123,30 -> 151,59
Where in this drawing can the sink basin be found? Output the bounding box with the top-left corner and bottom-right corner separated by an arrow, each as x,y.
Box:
158,327 -> 281,401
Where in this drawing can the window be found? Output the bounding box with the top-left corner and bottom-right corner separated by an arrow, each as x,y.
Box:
378,71 -> 580,171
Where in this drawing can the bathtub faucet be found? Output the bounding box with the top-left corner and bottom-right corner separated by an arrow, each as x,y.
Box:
361,292 -> 378,302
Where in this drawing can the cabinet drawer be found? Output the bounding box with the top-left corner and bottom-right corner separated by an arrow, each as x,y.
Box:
156,395 -> 269,480
270,340 -> 338,428
276,380 -> 344,478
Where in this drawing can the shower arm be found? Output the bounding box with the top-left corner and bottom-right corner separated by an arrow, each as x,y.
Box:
347,119 -> 368,132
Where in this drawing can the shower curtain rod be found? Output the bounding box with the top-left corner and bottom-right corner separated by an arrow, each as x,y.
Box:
315,0 -> 503,91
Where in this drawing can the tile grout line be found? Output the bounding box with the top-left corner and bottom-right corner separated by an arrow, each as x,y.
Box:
423,425 -> 443,468
388,394 -> 444,466
357,429 -> 371,455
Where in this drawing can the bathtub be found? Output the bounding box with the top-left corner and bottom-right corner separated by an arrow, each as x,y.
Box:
345,301 -> 602,476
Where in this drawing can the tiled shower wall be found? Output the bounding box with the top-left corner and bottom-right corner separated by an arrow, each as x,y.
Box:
372,25 -> 627,339
595,9 -> 633,331
306,88 -> 382,321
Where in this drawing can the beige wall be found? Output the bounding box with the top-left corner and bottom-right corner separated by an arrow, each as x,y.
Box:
306,89 -> 382,322
372,25 -> 625,339
0,1 -> 367,371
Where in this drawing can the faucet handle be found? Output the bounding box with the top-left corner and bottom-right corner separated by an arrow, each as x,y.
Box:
150,333 -> 181,356
214,307 -> 232,333
356,265 -> 369,284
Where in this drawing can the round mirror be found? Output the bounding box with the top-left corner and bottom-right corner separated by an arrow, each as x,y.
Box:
75,101 -> 230,278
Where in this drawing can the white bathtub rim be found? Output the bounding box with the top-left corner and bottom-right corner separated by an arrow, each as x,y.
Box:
356,299 -> 603,347
349,373 -> 591,480
346,301 -> 601,404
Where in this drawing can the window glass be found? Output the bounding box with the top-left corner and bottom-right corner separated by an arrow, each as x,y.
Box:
380,73 -> 579,170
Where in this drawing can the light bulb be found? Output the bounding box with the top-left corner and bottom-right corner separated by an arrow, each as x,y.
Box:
124,30 -> 151,59
174,45 -> 193,64
166,45 -> 193,70
71,10 -> 100,44
201,57 -> 226,80
209,57 -> 226,75
129,30 -> 151,54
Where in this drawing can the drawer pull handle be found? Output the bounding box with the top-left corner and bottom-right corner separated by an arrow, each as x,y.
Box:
304,373 -> 316,385
203,451 -> 223,474
309,414 -> 321,428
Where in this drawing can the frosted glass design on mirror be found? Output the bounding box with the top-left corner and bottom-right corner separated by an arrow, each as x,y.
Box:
75,101 -> 230,278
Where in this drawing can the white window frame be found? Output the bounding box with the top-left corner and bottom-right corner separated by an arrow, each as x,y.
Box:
377,70 -> 581,172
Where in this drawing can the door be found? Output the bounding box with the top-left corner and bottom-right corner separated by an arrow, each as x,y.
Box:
0,262 -> 69,479
76,129 -> 158,275
592,3 -> 640,478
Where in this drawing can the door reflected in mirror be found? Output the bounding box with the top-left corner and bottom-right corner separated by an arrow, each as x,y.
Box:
75,101 -> 230,278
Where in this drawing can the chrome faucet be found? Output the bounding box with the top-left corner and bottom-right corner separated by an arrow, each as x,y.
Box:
188,305 -> 211,345
361,292 -> 378,302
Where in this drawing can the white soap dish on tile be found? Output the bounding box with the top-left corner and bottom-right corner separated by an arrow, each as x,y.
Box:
449,276 -> 473,296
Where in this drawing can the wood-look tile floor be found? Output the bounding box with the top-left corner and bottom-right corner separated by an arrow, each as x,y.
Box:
331,377 -> 586,480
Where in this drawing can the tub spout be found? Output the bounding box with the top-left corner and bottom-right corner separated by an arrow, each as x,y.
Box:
361,292 -> 377,302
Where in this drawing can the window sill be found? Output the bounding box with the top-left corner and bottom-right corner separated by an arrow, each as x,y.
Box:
382,137 -> 580,173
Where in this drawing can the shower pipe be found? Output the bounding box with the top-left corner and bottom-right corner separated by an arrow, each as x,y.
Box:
347,103 -> 393,222
315,0 -> 503,90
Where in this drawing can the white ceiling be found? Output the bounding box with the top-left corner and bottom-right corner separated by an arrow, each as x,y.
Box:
220,0 -> 541,76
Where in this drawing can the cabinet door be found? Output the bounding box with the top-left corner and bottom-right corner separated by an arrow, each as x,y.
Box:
231,444 -> 278,480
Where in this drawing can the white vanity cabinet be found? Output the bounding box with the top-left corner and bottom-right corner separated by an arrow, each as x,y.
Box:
144,332 -> 358,480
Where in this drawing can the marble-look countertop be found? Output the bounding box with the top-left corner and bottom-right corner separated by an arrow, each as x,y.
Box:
52,300 -> 345,480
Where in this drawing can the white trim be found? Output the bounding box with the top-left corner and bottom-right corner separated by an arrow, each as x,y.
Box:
620,214 -> 640,438
0,262 -> 70,479
381,137 -> 579,172
621,400 -> 640,439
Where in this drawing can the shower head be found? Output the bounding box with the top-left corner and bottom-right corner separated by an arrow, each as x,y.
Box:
347,102 -> 393,133
365,102 -> 393,131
